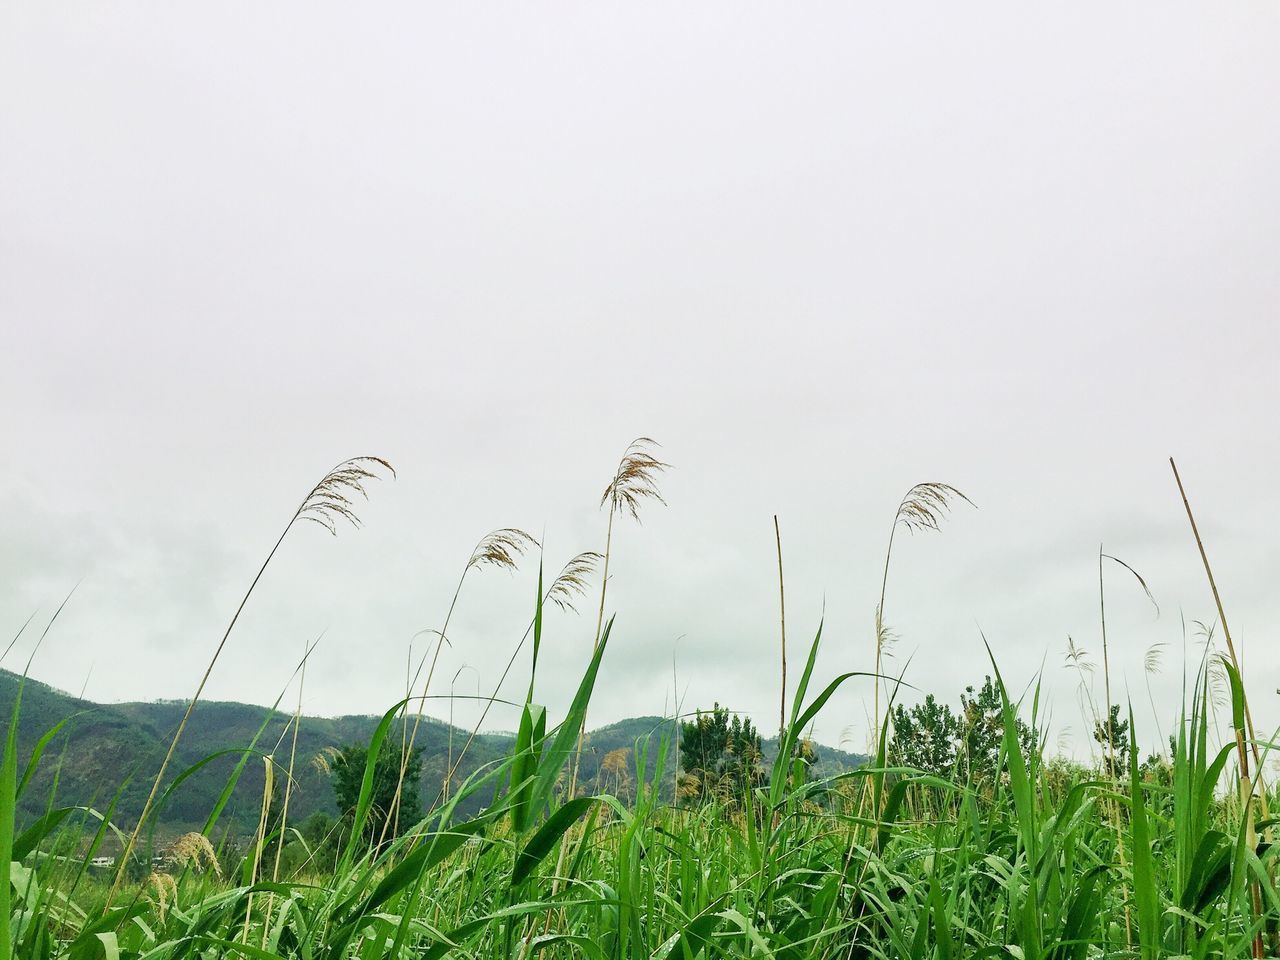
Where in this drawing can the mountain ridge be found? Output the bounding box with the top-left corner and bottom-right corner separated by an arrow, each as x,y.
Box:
0,668 -> 868,839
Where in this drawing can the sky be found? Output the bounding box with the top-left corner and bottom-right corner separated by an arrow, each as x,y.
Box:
2,3 -> 1278,760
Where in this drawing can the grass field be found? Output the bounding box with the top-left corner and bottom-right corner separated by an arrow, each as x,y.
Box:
3,451 -> 1276,959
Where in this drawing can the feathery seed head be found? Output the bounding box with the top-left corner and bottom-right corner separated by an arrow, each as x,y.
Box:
143,871 -> 178,916
893,482 -> 974,534
312,745 -> 341,776
296,457 -> 395,535
166,832 -> 220,877
467,528 -> 538,572
601,438 -> 670,520
1065,636 -> 1094,674
547,551 -> 603,612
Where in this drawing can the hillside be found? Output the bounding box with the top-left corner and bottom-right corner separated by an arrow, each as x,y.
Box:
0,670 -> 866,839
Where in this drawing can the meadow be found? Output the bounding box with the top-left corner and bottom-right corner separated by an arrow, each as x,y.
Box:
2,443 -> 1276,960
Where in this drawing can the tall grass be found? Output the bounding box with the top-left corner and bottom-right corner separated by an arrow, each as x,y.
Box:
4,454 -> 1278,960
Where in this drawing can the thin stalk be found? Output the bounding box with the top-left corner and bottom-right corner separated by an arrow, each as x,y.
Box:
775,515 -> 787,736
381,570 -> 467,848
556,512 -> 618,902
873,520 -> 898,753
108,522 -> 291,908
569,509 -> 615,799
1170,457 -> 1270,957
242,756 -> 274,943
1099,545 -> 1132,949
263,654 -> 306,948
106,455 -> 389,909
1169,459 -> 1265,786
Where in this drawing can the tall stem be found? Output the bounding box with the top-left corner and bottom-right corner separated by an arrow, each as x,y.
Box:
381,570 -> 468,848
873,521 -> 898,743
1170,457 -> 1269,958
1170,458 -> 1264,778
263,655 -> 306,948
774,515 -> 787,735
1099,546 -> 1114,777
569,509 -> 614,799
1098,546 -> 1132,948
107,521 -> 293,909
555,510 -> 616,900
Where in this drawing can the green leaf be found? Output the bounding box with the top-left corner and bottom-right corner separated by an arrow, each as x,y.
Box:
512,796 -> 596,886
0,677 -> 22,960
12,806 -> 74,861
16,716 -> 71,799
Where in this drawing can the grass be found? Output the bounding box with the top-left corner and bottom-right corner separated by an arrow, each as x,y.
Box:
2,450 -> 1277,959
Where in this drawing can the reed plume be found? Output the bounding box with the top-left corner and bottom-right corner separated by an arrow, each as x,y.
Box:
573,441 -> 670,789
381,527 -> 537,845
432,549 -> 603,807
600,438 -> 670,521
468,528 -> 538,572
142,872 -> 178,918
166,832 -> 220,877
547,551 -> 603,612
873,482 -> 973,737
107,456 -> 392,907
311,746 -> 341,777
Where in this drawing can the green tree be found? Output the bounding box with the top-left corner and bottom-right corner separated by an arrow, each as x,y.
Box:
888,678 -> 1036,785
890,694 -> 961,776
1092,703 -> 1131,778
958,676 -> 1036,785
330,739 -> 423,850
678,704 -> 766,805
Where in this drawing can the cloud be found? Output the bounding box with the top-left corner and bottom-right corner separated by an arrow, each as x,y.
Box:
2,2 -> 1278,762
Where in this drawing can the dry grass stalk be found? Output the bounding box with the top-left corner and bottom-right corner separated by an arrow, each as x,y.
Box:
559,440 -> 670,894
1170,457 -> 1269,958
108,456 -> 392,908
574,441 -> 671,784
243,757 -> 276,942
263,650 -> 309,948
166,832 -> 221,877
382,527 -> 538,846
142,872 -> 178,918
873,482 -> 973,737
311,745 -> 341,777
433,550 -> 603,808
1097,547 -> 1158,950
774,515 -> 787,737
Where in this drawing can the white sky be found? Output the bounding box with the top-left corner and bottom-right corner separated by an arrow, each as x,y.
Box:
2,3 -> 1278,759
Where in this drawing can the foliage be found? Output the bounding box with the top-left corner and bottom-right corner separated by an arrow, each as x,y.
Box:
1093,702 -> 1132,777
330,739 -> 422,848
889,676 -> 1037,784
890,693 -> 960,775
677,704 -> 766,805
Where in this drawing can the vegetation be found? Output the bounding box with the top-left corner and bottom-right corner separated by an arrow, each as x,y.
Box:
676,706 -> 768,806
2,447 -> 1277,959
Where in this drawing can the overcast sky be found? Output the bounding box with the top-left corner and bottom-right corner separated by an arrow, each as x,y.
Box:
2,3 -> 1278,759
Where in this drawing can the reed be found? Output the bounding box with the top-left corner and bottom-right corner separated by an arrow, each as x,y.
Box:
5,454 -> 1279,960
106,456 -> 392,907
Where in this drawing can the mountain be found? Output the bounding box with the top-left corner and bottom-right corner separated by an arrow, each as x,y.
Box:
0,670 -> 867,839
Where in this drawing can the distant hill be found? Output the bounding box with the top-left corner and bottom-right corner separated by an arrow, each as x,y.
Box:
0,670 -> 867,839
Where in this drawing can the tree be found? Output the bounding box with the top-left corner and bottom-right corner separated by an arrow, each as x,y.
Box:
330,739 -> 423,850
1092,703 -> 1131,778
678,705 -> 766,806
887,677 -> 1036,786
958,676 -> 1036,785
890,694 -> 960,776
